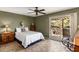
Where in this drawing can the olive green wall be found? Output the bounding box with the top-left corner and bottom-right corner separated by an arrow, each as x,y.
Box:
35,8 -> 79,37
35,15 -> 49,37
0,11 -> 34,32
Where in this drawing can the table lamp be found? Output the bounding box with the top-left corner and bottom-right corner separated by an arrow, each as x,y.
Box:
4,25 -> 11,32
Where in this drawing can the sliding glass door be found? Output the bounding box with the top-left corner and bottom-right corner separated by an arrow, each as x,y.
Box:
62,16 -> 70,37
49,15 -> 71,41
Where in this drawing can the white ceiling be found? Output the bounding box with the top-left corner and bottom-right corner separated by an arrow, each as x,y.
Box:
0,7 -> 75,17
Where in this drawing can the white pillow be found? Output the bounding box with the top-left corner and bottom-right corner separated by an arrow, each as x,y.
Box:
25,27 -> 29,31
16,28 -> 21,32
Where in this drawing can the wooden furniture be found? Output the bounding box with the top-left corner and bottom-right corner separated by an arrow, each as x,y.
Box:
0,32 -> 14,44
30,23 -> 36,31
73,32 -> 79,52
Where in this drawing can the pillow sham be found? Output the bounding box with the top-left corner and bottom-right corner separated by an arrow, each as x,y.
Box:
16,28 -> 21,32
25,27 -> 29,31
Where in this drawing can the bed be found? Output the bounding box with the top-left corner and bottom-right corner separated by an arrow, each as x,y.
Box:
15,27 -> 44,48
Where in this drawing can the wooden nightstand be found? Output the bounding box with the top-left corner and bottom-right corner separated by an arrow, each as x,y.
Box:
0,32 -> 14,44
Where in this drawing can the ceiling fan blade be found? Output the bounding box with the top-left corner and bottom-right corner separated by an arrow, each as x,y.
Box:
39,11 -> 46,14
39,9 -> 45,11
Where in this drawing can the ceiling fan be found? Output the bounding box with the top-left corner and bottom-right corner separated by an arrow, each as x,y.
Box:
28,7 -> 46,15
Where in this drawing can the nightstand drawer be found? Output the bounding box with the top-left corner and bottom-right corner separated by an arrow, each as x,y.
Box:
2,38 -> 8,44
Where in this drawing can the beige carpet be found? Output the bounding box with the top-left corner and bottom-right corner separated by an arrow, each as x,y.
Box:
0,39 -> 70,52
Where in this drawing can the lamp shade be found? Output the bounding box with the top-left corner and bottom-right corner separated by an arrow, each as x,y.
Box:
3,25 -> 11,32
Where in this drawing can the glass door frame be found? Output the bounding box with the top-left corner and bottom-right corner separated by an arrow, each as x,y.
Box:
49,14 -> 72,41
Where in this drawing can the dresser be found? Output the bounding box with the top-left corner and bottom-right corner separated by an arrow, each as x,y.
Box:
0,32 -> 14,44
30,23 -> 36,31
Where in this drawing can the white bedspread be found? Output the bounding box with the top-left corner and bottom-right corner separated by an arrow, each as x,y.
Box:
15,31 -> 44,48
